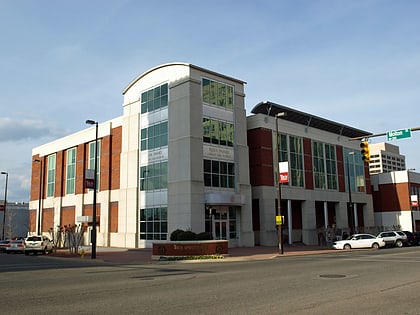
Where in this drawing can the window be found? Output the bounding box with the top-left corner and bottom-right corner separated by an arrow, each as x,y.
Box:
141,83 -> 168,114
47,154 -> 56,197
289,136 -> 304,187
140,207 -> 167,240
313,142 -> 325,189
204,159 -> 235,188
202,78 -> 234,109
140,162 -> 168,191
344,148 -> 366,193
66,148 -> 76,194
203,118 -> 234,147
325,144 -> 338,190
229,207 -> 237,239
313,142 -> 337,190
89,140 -> 101,191
278,134 -> 304,187
140,121 -> 168,151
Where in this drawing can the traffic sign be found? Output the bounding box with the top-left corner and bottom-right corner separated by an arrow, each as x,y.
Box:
387,128 -> 411,141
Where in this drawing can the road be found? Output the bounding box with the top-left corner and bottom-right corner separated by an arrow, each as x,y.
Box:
1,247 -> 420,314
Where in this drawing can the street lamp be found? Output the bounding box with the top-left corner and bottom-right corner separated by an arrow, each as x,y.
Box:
275,112 -> 286,254
346,152 -> 355,234
1,172 -> 8,240
33,159 -> 43,235
86,119 -> 98,259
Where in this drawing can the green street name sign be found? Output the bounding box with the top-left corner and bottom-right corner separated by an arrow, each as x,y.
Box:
387,128 -> 412,141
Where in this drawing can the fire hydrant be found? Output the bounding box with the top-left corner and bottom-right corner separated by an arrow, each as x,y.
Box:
80,248 -> 85,259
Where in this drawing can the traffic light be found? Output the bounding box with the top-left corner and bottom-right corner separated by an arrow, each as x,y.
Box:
360,141 -> 370,163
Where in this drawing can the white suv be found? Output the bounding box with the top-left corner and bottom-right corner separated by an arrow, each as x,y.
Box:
377,231 -> 407,248
24,235 -> 54,255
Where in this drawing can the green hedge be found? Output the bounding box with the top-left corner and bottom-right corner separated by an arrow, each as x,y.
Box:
170,229 -> 212,241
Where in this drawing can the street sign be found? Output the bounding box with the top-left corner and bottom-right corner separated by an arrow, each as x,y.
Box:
387,128 -> 411,141
276,215 -> 284,225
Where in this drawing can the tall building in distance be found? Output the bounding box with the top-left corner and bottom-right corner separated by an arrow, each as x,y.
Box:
368,142 -> 406,175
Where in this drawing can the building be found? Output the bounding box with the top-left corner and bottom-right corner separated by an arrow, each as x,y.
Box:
0,201 -> 29,239
368,142 -> 406,174
371,170 -> 420,231
30,63 -> 254,248
30,63 -> 378,248
247,102 -> 376,245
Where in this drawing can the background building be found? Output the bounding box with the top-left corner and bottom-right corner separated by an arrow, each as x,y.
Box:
0,201 -> 29,239
369,142 -> 406,174
371,170 -> 420,231
247,102 -> 375,246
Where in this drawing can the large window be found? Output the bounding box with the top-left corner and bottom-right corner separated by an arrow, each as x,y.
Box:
47,154 -> 56,197
313,141 -> 337,190
325,144 -> 338,190
140,121 -> 168,151
141,83 -> 168,114
140,162 -> 168,191
202,78 -> 234,109
89,140 -> 101,191
204,159 -> 235,188
203,118 -> 234,147
140,207 -> 167,240
313,142 -> 326,189
344,148 -> 366,193
278,134 -> 304,187
289,136 -> 304,187
66,148 -> 76,194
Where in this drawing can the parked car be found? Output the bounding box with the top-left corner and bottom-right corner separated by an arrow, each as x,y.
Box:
413,232 -> 420,245
6,240 -> 25,254
402,231 -> 418,246
24,235 -> 54,255
332,234 -> 386,250
376,231 -> 407,247
0,240 -> 10,252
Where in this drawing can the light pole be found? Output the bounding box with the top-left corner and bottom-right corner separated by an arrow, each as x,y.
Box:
275,112 -> 286,254
346,152 -> 355,234
1,172 -> 8,240
34,159 -> 43,235
86,119 -> 98,259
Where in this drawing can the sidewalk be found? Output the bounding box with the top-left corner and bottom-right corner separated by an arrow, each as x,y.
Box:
53,244 -> 335,264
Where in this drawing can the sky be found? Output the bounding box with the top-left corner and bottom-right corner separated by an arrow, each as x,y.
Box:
0,0 -> 419,202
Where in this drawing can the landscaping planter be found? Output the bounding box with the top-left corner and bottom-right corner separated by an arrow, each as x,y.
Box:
152,240 -> 228,258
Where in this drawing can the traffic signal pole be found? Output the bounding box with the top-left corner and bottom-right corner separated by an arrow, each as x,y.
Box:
349,126 -> 420,141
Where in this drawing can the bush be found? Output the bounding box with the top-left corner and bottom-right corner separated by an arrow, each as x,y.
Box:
196,232 -> 213,240
177,230 -> 197,241
170,229 -> 184,241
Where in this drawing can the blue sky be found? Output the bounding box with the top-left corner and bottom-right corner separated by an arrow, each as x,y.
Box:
1,0 -> 419,201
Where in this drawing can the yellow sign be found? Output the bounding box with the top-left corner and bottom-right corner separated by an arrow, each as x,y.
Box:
276,215 -> 283,225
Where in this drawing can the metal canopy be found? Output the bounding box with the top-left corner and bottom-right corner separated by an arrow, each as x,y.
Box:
251,101 -> 372,139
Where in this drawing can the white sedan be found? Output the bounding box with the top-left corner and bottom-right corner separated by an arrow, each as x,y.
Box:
332,234 -> 386,250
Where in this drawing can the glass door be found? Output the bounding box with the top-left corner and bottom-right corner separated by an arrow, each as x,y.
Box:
213,209 -> 228,240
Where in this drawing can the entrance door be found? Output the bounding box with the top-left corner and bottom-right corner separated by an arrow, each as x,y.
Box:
213,209 -> 228,240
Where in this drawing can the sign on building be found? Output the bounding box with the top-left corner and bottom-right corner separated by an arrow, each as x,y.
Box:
279,161 -> 289,183
85,169 -> 95,189
411,195 -> 418,207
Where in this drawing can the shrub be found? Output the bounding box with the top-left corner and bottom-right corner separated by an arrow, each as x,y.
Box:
170,229 -> 184,241
177,230 -> 197,241
196,232 -> 213,240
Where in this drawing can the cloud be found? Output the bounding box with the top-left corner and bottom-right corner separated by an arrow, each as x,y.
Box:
0,117 -> 63,142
